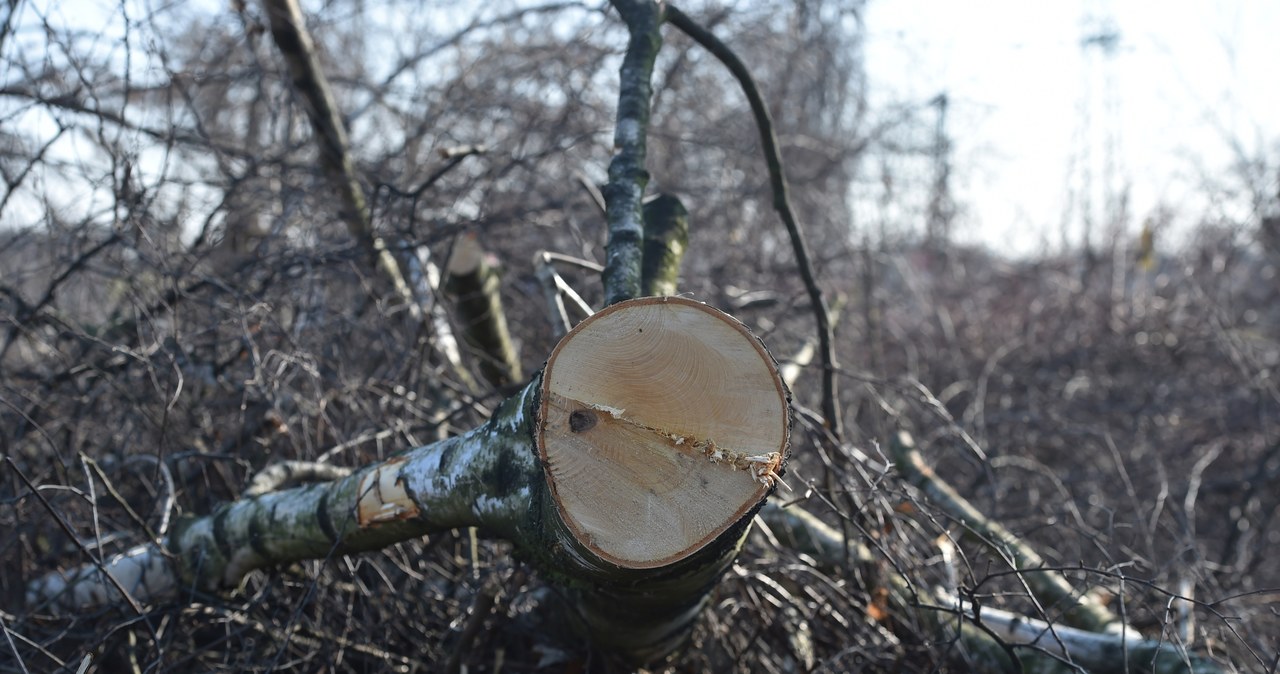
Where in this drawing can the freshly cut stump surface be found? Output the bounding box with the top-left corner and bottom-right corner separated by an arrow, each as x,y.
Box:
538,296 -> 790,568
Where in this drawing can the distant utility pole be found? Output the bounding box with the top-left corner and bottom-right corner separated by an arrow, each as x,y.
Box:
1064,5 -> 1125,260
925,91 -> 953,257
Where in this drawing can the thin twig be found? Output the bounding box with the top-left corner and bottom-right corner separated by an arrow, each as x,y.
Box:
125,455 -> 175,538
379,145 -> 488,201
0,612 -> 34,674
575,171 -> 607,216
0,232 -> 122,362
541,251 -> 605,273
535,252 -> 573,337
80,455 -> 161,544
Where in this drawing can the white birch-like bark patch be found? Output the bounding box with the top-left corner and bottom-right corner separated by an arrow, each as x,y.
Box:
471,487 -> 530,519
357,456 -> 420,526
615,118 -> 641,151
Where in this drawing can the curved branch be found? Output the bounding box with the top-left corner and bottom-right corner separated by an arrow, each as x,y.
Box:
665,5 -> 842,440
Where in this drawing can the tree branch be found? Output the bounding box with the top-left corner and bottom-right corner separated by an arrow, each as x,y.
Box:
601,0 -> 663,305
759,502 -> 1226,674
640,194 -> 689,296
28,297 -> 790,667
444,235 -> 523,388
665,5 -> 842,440
27,385 -> 539,611
888,431 -> 1123,634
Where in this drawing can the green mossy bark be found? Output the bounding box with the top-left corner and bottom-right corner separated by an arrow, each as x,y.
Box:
42,370 -> 761,666
523,480 -> 754,665
168,384 -> 542,593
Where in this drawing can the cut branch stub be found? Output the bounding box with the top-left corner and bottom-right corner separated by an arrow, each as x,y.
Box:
538,296 -> 789,568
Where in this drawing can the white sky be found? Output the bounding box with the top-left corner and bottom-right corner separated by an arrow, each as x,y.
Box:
864,0 -> 1280,256
7,0 -> 1279,259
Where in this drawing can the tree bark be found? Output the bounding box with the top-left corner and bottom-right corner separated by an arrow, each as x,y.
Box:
602,0 -> 663,306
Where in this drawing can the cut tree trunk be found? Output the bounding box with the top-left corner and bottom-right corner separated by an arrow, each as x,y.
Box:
640,194 -> 689,297
540,297 -> 788,567
28,296 -> 790,666
444,234 -> 523,388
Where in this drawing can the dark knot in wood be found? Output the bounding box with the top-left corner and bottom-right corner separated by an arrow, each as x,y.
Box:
569,409 -> 598,433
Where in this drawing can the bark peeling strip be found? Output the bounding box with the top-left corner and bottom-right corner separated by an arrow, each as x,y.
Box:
357,457 -> 420,526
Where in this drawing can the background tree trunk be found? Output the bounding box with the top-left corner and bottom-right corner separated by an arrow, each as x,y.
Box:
444,235 -> 523,388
